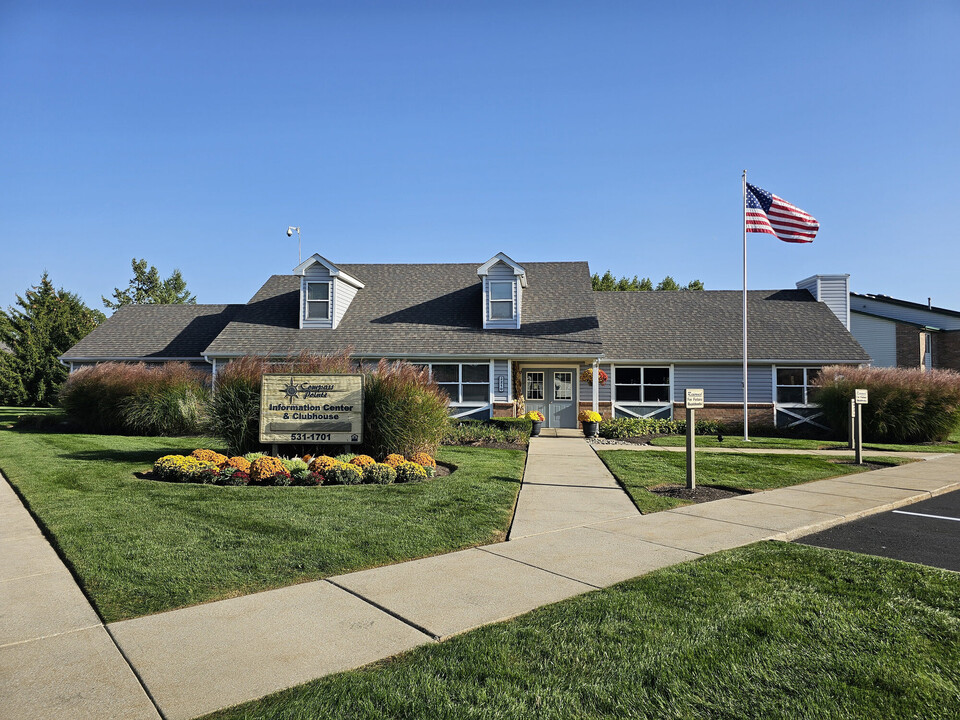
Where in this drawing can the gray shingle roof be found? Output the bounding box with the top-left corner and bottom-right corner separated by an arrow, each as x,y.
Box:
203,262 -> 604,358
595,290 -> 870,362
62,304 -> 244,361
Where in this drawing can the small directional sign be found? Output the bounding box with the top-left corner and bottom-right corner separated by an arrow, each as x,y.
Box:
685,388 -> 705,409
855,388 -> 869,405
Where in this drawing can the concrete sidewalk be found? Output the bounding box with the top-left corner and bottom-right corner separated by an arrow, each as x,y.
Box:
0,474 -> 160,720
7,448 -> 960,719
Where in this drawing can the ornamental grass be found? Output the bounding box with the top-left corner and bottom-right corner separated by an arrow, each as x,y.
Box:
814,365 -> 960,443
59,362 -> 209,435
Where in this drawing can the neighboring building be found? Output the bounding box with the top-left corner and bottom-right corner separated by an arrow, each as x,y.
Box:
849,293 -> 960,372
62,253 -> 869,430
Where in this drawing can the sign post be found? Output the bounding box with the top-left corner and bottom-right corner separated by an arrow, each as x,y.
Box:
854,389 -> 868,465
684,389 -> 704,490
848,399 -> 856,449
259,374 -> 364,449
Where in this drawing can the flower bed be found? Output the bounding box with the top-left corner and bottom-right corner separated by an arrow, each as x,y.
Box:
147,449 -> 443,487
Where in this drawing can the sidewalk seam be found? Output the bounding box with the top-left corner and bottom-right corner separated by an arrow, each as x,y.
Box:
323,578 -> 441,642
0,622 -> 102,650
475,546 -> 604,589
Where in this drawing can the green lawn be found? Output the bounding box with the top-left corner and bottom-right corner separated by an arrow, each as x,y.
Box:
0,405 -> 63,424
205,542 -> 960,720
0,425 -> 524,622
649,430 -> 960,453
596,449 -> 908,514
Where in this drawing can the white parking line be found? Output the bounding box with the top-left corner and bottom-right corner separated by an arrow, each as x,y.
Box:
892,510 -> 960,523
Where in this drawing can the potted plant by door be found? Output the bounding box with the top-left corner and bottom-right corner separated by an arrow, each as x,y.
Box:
578,410 -> 602,437
525,411 -> 544,436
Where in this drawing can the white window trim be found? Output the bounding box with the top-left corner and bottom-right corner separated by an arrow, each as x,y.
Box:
488,280 -> 516,322
612,365 -> 671,404
305,280 -> 332,321
525,371 -> 545,401
773,366 -> 821,406
426,362 -> 492,406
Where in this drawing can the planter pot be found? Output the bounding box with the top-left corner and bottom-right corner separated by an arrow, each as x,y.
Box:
582,421 -> 599,437
530,420 -> 542,437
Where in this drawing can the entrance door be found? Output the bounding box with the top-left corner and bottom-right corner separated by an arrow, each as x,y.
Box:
524,369 -> 577,428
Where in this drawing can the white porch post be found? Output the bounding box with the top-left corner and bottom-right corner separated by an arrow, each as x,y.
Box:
592,359 -> 599,413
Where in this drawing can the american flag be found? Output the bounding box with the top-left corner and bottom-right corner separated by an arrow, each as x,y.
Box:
745,182 -> 819,243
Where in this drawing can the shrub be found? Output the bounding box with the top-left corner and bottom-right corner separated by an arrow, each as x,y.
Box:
192,449 -> 228,466
325,462 -> 364,485
350,454 -> 376,468
222,456 -> 251,473
442,419 -> 527,446
249,456 -> 289,484
363,360 -> 449,460
281,458 -> 309,474
205,351 -> 354,455
291,470 -> 322,486
410,452 -> 435,468
216,469 -> 249,486
814,365 -> 960,443
383,453 -> 406,467
578,410 -> 602,423
395,461 -> 428,483
308,455 -> 338,473
152,454 -> 219,482
598,417 -> 724,439
59,362 -> 209,435
363,463 -> 396,485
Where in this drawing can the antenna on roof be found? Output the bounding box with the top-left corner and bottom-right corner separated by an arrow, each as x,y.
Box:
286,226 -> 301,264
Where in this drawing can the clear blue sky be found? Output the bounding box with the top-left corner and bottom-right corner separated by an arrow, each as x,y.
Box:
2,1 -> 958,312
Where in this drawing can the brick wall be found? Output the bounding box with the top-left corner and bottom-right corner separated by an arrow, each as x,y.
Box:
492,402 -> 517,418
936,330 -> 960,371
896,323 -> 921,368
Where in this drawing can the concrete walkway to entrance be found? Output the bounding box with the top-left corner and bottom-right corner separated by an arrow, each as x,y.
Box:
589,441 -> 947,461
509,435 -> 640,538
5,449 -> 960,719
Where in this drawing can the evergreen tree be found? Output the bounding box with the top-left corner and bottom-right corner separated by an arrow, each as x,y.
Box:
103,258 -> 196,310
0,273 -> 105,406
592,270 -> 702,292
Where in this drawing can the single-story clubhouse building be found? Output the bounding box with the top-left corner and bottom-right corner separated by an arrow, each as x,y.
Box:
61,253 -> 870,430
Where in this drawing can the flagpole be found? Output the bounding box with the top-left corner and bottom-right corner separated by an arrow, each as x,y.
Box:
742,170 -> 749,442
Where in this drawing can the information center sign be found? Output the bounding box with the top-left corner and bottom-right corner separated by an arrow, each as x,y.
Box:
259,374 -> 363,445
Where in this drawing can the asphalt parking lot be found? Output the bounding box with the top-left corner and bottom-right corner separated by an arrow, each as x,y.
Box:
797,488 -> 960,572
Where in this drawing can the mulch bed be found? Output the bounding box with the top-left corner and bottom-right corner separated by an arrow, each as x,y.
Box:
649,484 -> 749,504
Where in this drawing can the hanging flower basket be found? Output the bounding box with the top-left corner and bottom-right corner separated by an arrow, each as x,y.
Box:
580,368 -> 608,386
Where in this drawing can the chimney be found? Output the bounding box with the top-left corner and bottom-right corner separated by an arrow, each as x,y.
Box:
928,297 -> 932,309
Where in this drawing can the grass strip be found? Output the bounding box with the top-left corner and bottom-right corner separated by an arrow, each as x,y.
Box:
0,425 -> 524,621
205,542 -> 960,720
596,449 -> 909,514
649,431 -> 960,453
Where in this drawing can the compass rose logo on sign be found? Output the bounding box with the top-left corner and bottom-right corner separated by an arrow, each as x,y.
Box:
282,378 -> 300,401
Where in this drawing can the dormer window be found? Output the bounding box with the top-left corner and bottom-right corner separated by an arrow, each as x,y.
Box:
294,254 -> 364,329
489,281 -> 515,320
477,252 -> 526,330
306,282 -> 331,320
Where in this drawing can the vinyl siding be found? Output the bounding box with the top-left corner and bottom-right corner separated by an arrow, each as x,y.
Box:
850,312 -> 895,367
672,365 -> 773,404
483,262 -> 520,329
493,359 -> 510,402
332,278 -> 358,328
797,275 -> 849,328
579,363 -> 612,402
851,296 -> 960,331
